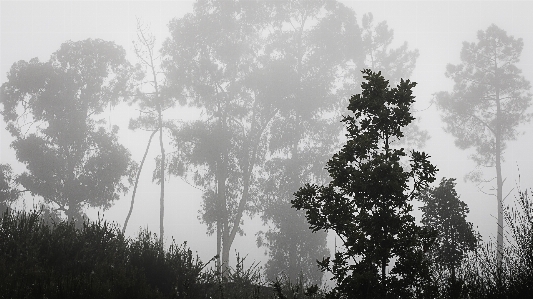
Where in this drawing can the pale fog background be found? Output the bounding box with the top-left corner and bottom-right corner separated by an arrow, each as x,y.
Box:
1,0 -> 533,281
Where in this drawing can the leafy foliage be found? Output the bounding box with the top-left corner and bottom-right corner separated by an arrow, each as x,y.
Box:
162,0 -> 360,277
420,177 -> 479,296
0,209 -> 204,298
0,39 -> 136,222
293,70 -> 437,298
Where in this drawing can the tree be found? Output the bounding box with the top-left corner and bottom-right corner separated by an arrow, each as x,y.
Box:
293,70 -> 437,298
0,39 -> 136,222
435,24 -> 532,270
360,12 -> 427,149
162,0 -> 275,276
162,0 -> 361,277
0,164 -> 21,214
122,21 -> 173,244
254,0 -> 364,285
420,178 -> 478,288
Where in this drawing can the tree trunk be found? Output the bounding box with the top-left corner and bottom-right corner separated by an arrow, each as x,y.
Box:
123,130 -> 157,235
218,111 -> 230,279
495,82 -> 504,278
158,103 -> 165,245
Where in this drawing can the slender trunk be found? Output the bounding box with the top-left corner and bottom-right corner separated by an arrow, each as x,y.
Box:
158,104 -> 165,244
223,104 -> 265,277
495,84 -> 504,275
216,167 -> 222,275
123,130 -> 157,235
218,111 -> 229,279
219,166 -> 228,279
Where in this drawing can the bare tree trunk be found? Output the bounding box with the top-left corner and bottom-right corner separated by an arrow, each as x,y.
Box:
123,130 -> 157,235
133,21 -> 167,245
158,103 -> 165,244
495,81 -> 504,280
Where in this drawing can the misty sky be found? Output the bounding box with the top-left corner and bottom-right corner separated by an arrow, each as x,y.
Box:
1,1 -> 533,270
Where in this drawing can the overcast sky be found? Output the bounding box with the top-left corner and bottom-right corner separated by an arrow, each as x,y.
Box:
2,1 -> 533,273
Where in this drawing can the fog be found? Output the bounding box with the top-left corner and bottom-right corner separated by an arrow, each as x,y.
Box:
1,0 -> 533,286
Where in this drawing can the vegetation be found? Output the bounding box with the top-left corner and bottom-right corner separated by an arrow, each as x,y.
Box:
1,1 -> 533,298
419,178 -> 479,297
0,208 -> 327,298
435,24 -> 532,270
0,39 -> 137,223
294,70 -> 437,298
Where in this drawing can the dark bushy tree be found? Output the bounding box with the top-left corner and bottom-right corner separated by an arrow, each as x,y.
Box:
293,70 -> 437,298
435,24 -> 532,268
420,178 -> 478,296
0,39 -> 136,222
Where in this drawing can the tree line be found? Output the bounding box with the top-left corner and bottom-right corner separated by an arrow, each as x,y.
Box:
1,0 -> 531,294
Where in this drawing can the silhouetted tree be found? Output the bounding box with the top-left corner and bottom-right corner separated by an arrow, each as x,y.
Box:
0,39 -> 136,222
435,24 -> 532,270
360,12 -> 427,149
294,70 -> 437,298
420,177 -> 478,293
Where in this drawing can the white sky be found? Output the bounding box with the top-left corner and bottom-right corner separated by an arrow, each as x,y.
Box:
2,0 -> 533,278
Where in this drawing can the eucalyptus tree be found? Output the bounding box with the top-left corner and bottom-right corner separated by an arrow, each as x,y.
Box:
162,0 -> 277,276
294,70 -> 437,298
0,39 -> 136,222
162,0 -> 362,278
435,24 -> 532,270
255,0 -> 364,284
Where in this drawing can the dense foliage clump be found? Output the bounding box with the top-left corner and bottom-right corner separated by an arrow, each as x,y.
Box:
0,209 -> 204,299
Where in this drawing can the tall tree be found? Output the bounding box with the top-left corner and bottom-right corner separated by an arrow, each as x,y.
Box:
293,70 -> 437,298
255,0 -> 363,285
435,24 -> 532,270
162,0 -> 360,277
0,39 -> 136,222
162,0 -> 276,276
123,21 -> 173,244
420,178 -> 478,286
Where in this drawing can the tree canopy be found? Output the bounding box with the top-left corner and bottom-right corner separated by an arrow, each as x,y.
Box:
162,0 -> 363,277
435,24 -> 532,268
420,178 -> 478,286
0,39 -> 136,222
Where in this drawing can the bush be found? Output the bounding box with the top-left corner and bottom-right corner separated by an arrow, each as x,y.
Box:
0,209 -> 204,298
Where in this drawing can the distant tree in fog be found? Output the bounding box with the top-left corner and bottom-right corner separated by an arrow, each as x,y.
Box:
0,39 -> 136,223
0,164 -> 21,213
123,20 -> 174,244
294,70 -> 437,298
162,0 -> 278,277
435,24 -> 532,272
162,0 -> 361,280
254,0 -> 362,285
